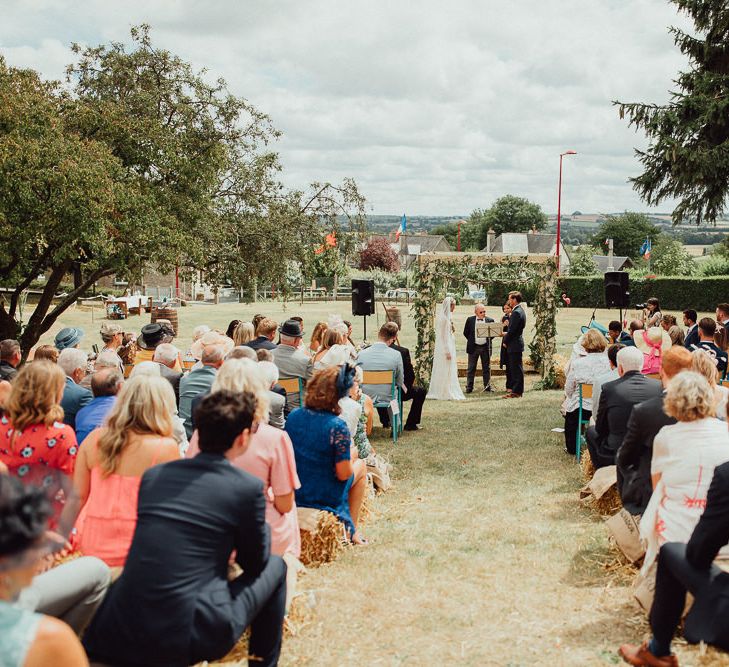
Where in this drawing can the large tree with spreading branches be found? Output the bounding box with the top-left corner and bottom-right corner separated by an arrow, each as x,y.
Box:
615,1 -> 729,225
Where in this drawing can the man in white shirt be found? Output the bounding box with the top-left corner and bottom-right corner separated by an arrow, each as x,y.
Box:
463,303 -> 495,393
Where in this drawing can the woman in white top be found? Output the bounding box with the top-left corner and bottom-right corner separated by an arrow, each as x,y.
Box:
313,329 -> 351,371
562,329 -> 611,455
640,371 -> 729,572
691,347 -> 729,421
427,297 -> 464,400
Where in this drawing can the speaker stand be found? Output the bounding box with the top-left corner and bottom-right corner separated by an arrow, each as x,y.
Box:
362,314 -> 368,343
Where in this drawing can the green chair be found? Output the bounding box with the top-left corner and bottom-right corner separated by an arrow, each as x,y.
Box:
576,383 -> 593,463
362,369 -> 402,443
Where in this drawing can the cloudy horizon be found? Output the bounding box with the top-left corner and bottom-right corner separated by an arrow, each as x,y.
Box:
1,1 -> 694,216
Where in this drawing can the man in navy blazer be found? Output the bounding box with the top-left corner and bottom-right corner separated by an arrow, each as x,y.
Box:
83,390 -> 287,667
58,348 -> 93,430
502,291 -> 526,397
246,318 -> 279,351
683,309 -> 700,350
463,303 -> 495,393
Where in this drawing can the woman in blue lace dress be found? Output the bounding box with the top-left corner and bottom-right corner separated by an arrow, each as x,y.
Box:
0,476 -> 88,666
285,365 -> 368,544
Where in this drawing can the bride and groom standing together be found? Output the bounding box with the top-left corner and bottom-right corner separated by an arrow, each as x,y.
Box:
426,291 -> 526,401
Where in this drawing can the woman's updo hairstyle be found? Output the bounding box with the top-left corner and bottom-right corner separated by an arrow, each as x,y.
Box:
0,476 -> 51,559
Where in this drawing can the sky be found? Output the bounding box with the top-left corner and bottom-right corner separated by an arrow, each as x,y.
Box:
1,0 -> 694,216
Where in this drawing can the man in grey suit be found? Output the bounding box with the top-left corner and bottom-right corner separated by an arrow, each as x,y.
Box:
259,360 -> 286,429
271,320 -> 313,415
179,344 -> 226,438
357,323 -> 405,428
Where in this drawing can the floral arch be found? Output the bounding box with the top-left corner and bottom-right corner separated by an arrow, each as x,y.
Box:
410,252 -> 560,389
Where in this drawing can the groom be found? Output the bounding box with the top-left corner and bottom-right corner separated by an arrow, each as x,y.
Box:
463,303 -> 494,393
502,291 -> 526,398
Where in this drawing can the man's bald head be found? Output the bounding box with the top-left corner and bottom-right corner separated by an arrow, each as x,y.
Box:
91,367 -> 123,398
474,303 -> 486,318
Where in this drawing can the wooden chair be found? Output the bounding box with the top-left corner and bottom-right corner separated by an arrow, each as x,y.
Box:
279,377 -> 304,409
362,369 -> 402,443
646,373 -> 661,381
576,383 -> 593,463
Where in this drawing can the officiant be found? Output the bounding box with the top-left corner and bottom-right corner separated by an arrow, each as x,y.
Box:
463,303 -> 495,393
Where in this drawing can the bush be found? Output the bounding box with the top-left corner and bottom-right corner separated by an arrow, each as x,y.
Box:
359,237 -> 399,271
699,255 -> 729,276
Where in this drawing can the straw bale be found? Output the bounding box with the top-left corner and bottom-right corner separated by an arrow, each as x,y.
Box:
583,484 -> 623,517
580,449 -> 595,481
298,508 -> 346,568
553,354 -> 568,390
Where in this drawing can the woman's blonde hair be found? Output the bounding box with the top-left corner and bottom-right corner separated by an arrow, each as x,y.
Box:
309,322 -> 328,350
691,349 -> 720,384
233,322 -> 255,346
664,371 -> 715,422
583,329 -> 607,354
211,358 -> 269,423
97,375 -> 176,476
320,328 -> 343,351
6,362 -> 65,432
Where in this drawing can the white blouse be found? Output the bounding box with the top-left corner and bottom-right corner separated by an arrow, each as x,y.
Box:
563,352 -> 612,413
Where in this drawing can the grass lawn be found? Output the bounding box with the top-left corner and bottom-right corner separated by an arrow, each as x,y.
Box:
31,301 -> 727,665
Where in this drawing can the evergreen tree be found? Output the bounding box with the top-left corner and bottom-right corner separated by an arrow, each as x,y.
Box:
615,1 -> 729,225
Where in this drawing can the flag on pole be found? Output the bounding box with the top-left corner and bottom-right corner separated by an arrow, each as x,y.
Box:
314,232 -> 337,255
639,237 -> 652,259
395,214 -> 407,240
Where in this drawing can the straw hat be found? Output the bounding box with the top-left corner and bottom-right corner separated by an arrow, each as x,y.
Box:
189,331 -> 234,360
634,326 -> 671,354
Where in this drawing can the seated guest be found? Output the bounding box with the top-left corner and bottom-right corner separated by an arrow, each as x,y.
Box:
184,324 -> 210,363
72,376 -> 179,568
619,461 -> 729,664
58,348 -> 93,431
80,349 -> 123,390
252,313 -> 266,332
562,330 -> 611,455
617,347 -> 693,515
259,361 -> 286,429
247,318 -> 278,351
233,321 -> 255,346
32,345 -> 58,363
83,391 -> 287,667
0,363 -> 78,520
308,321 -> 328,358
586,347 -> 663,469
313,328 -> 351,370
639,371 -> 729,577
179,336 -> 228,438
696,317 -> 729,376
343,320 -> 357,354
624,319 -> 644,347
98,322 -> 125,372
257,348 -> 274,362
54,327 -> 83,352
351,367 -> 374,460
390,324 -> 427,431
716,302 -> 729,332
592,344 -> 624,422
0,339 -> 21,381
683,309 -> 699,349
357,323 -> 405,429
0,476 -> 90,665
272,320 -> 314,414
634,326 -> 671,375
608,321 -> 633,347
225,319 -> 242,339
691,348 -> 729,421
152,342 -> 183,406
227,345 -> 258,361
285,366 -> 368,544
661,314 -> 685,347
134,323 -> 180,370
74,368 -> 123,445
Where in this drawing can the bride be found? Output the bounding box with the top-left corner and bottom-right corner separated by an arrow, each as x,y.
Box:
427,296 -> 465,400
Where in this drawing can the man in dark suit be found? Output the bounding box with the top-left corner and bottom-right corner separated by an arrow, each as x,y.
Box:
683,309 -> 699,350
83,391 -> 287,667
619,462 -> 729,665
586,346 -> 662,469
502,291 -> 526,398
247,318 -> 278,351
391,328 -> 427,431
616,347 -> 693,514
463,303 -> 495,393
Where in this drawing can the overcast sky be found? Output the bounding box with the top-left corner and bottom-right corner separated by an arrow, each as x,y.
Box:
1,0 -> 693,215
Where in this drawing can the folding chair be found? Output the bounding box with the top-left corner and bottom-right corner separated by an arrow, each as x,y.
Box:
576,383 -> 593,463
279,376 -> 305,410
646,373 -> 661,381
362,369 -> 402,443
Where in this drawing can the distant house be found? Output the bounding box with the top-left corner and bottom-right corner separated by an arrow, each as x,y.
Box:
481,232 -> 570,271
367,233 -> 453,268
592,255 -> 634,273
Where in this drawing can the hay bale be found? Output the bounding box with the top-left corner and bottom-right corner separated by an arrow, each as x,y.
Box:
580,449 -> 595,481
298,508 -> 346,568
588,485 -> 623,517
552,354 -> 569,390
359,474 -> 377,525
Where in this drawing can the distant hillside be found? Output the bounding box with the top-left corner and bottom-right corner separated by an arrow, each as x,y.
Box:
365,215 -> 466,234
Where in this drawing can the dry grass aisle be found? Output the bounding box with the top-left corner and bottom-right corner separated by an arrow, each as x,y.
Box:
280,378 -> 729,667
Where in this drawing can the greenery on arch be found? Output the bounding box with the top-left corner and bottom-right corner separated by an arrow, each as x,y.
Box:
410,255 -> 560,389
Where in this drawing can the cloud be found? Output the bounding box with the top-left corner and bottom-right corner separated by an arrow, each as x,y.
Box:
0,0 -> 694,214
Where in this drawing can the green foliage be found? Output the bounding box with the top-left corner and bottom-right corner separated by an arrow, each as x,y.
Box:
615,1 -> 729,225
699,255 -> 729,276
568,247 -> 599,276
471,195 -> 548,248
359,236 -> 399,272
349,268 -> 409,293
429,220 -> 480,251
650,238 -> 697,276
591,213 -> 662,259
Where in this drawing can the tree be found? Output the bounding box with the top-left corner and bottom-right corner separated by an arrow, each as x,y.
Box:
471,195 -> 548,249
591,213 -> 662,259
568,246 -> 599,276
615,1 -> 729,225
650,237 -> 697,275
429,220 -> 480,251
359,237 -> 399,271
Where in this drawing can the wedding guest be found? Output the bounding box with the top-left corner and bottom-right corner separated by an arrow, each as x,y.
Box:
0,476 -> 90,666
683,309 -> 700,349
0,339 -> 21,382
308,321 -> 328,357
285,366 -> 368,544
634,326 -> 672,375
692,348 -> 729,421
696,317 -> 728,376
592,344 -> 623,421
644,297 -> 662,327
233,322 -> 255,346
252,313 -> 266,332
58,349 -> 92,430
74,368 -> 123,445
256,348 -> 274,362
463,303 -> 495,393
133,323 -> 179,370
83,391 -> 287,667
186,325 -> 210,361
272,320 -> 314,414
716,303 -> 729,331
343,320 -> 357,353
98,322 -> 125,372
661,314 -> 685,346
153,342 -> 183,406
259,361 -> 285,429
225,319 -> 242,339
179,340 -> 227,438
391,325 -> 426,431
227,345 -> 257,361
313,328 -> 350,370
54,327 -> 83,352
500,303 -> 511,390
503,291 -> 526,398
80,349 -> 122,391
562,330 -> 610,455
247,318 -> 278,351
32,345 -> 58,363
616,346 -> 693,515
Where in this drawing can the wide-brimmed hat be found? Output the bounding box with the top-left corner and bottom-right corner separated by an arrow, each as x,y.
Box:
99,322 -> 123,338
136,323 -> 173,350
634,326 -> 671,355
54,327 -> 84,351
278,319 -> 305,338
189,330 -> 234,360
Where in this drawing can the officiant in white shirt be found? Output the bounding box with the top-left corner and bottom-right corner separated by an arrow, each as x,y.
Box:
463,303 -> 495,393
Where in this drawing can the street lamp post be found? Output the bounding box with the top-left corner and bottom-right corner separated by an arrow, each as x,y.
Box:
556,150 -> 577,275
457,220 -> 463,251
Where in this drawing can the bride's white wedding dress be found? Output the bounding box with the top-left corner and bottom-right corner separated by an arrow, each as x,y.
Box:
427,297 -> 465,401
